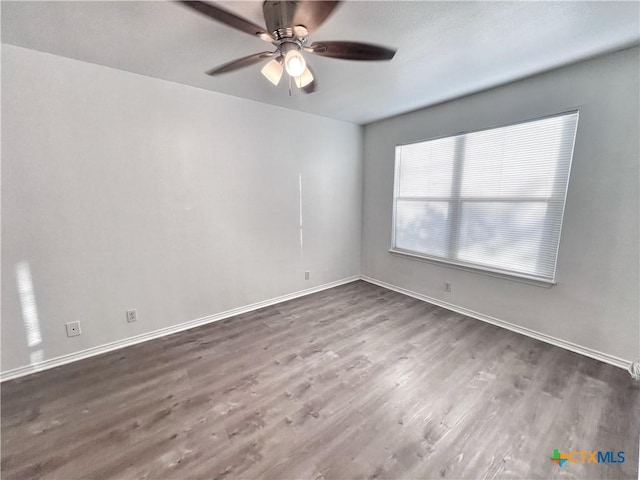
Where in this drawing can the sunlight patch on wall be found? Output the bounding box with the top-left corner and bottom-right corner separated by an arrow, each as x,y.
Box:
16,261 -> 44,364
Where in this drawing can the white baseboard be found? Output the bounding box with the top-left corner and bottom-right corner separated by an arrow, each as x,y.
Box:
361,275 -> 631,370
0,276 -> 360,382
2,274 -> 631,382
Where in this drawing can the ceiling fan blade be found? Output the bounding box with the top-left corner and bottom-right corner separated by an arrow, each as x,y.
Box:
307,41 -> 396,61
206,51 -> 275,76
179,1 -> 272,41
292,1 -> 341,33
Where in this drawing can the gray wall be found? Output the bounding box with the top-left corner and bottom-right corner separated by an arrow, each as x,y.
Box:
362,46 -> 639,362
1,45 -> 363,372
3,43 -> 638,374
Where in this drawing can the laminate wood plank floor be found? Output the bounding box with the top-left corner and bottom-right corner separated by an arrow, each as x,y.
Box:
2,281 -> 638,479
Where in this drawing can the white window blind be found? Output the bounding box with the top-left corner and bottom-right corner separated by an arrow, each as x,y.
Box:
392,111 -> 579,283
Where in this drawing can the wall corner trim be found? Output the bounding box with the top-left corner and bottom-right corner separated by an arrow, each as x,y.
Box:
0,276 -> 360,382
361,275 -> 631,370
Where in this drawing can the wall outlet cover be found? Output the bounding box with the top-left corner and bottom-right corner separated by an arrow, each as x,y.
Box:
126,309 -> 137,323
65,321 -> 81,337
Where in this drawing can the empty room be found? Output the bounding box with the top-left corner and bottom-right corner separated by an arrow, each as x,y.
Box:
1,1 -> 639,479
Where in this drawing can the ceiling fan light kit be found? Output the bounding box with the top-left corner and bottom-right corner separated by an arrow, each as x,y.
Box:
283,48 -> 306,77
260,58 -> 284,85
179,0 -> 397,94
294,67 -> 314,88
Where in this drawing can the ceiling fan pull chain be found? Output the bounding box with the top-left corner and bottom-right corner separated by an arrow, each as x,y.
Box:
288,74 -> 292,97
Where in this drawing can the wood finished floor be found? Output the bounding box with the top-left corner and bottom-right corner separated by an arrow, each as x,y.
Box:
1,280 -> 638,480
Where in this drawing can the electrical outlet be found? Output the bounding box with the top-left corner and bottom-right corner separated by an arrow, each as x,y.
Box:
444,282 -> 452,292
126,309 -> 137,323
65,321 -> 81,337
305,271 -> 310,280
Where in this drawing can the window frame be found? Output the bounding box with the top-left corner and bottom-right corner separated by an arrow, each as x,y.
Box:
390,110 -> 579,287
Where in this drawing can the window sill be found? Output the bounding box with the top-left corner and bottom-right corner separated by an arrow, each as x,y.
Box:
388,248 -> 555,288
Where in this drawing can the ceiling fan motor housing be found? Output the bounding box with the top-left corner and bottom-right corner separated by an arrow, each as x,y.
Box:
279,40 -> 302,56
263,1 -> 300,39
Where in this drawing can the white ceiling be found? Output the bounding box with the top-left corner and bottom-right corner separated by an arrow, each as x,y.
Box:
2,1 -> 639,124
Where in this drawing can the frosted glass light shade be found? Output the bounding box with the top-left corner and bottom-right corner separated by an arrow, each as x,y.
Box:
261,59 -> 284,86
284,50 -> 306,77
294,67 -> 314,88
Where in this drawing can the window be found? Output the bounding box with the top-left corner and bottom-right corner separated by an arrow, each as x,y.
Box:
392,111 -> 579,284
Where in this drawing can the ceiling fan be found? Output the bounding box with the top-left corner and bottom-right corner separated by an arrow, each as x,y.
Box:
178,1 -> 397,93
